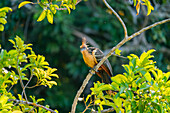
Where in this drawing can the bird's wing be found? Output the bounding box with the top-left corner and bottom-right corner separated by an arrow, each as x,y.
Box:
88,47 -> 113,77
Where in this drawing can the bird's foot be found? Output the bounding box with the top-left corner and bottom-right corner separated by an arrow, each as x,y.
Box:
89,66 -> 98,74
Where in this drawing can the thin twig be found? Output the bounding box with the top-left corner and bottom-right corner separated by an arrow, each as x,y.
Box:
26,84 -> 38,89
92,107 -> 114,113
8,85 -> 14,92
16,55 -> 28,101
8,99 -> 56,113
22,70 -> 34,98
71,70 -> 95,113
103,0 -> 128,38
112,53 -> 128,59
71,18 -> 170,113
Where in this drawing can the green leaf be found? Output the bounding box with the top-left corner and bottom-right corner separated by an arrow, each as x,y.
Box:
73,0 -> 77,4
98,84 -> 112,91
47,9 -> 53,24
140,83 -> 150,90
18,1 -> 33,8
37,10 -> 47,22
120,86 -> 126,94
0,18 -> 7,25
113,97 -> 122,108
0,12 -> 6,18
144,72 -> 152,82
0,24 -> 4,31
127,90 -> 134,99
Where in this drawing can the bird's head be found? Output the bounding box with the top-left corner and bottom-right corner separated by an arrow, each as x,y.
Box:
80,37 -> 88,51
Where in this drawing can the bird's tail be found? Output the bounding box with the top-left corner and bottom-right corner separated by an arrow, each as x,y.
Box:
96,70 -> 112,84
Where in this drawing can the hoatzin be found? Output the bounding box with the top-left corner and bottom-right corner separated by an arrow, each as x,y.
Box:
80,38 -> 113,84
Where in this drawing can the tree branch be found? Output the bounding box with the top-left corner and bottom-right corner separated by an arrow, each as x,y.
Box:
103,0 -> 128,38
8,99 -> 57,113
71,70 -> 95,113
71,18 -> 170,113
92,107 -> 114,113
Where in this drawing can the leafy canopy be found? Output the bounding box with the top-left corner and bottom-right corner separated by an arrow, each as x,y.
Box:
84,49 -> 170,113
0,36 -> 58,113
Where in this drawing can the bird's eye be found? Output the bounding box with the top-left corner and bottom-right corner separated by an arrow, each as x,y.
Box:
80,46 -> 86,51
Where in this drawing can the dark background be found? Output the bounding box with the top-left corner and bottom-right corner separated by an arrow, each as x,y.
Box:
0,0 -> 169,112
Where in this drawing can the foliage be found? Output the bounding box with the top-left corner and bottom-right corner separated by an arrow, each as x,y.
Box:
84,49 -> 170,112
0,0 -> 169,112
133,0 -> 154,15
0,7 -> 12,31
0,36 -> 58,112
18,0 -> 79,24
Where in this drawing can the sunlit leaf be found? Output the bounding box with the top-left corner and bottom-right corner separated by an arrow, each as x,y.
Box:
63,4 -> 71,14
9,39 -> 15,45
37,10 -> 47,22
37,98 -> 45,103
115,48 -> 121,56
18,1 -> 33,8
86,94 -> 91,102
144,72 -> 152,82
0,7 -> 12,12
12,110 -> 23,113
0,18 -> 7,25
47,9 -> 53,24
0,24 -> 4,31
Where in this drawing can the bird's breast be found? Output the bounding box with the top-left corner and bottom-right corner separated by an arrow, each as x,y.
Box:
81,50 -> 96,68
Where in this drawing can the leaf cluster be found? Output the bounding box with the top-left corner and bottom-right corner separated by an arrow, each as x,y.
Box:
0,7 -> 12,31
19,0 -> 78,24
85,49 -> 170,112
0,36 -> 58,112
133,0 -> 154,15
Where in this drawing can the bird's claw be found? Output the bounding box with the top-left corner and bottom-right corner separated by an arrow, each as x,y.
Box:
89,66 -> 98,74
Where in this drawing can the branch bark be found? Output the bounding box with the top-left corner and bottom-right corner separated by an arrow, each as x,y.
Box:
103,0 -> 128,38
92,107 -> 114,113
8,99 -> 57,113
71,18 -> 170,113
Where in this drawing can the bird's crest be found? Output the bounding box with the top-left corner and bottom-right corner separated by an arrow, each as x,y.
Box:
82,37 -> 86,45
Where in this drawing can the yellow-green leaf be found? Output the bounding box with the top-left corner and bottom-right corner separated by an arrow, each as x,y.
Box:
0,18 -> 7,24
0,7 -> 12,12
115,48 -> 121,56
18,1 -> 33,8
53,4 -> 59,9
37,10 -> 47,22
47,9 -> 53,24
144,72 -> 152,82
63,4 -> 71,14
0,24 -> 4,31
111,74 -> 127,84
12,110 -> 23,113
86,94 -> 91,102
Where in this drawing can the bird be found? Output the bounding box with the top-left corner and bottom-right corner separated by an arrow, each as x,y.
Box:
80,37 -> 113,84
